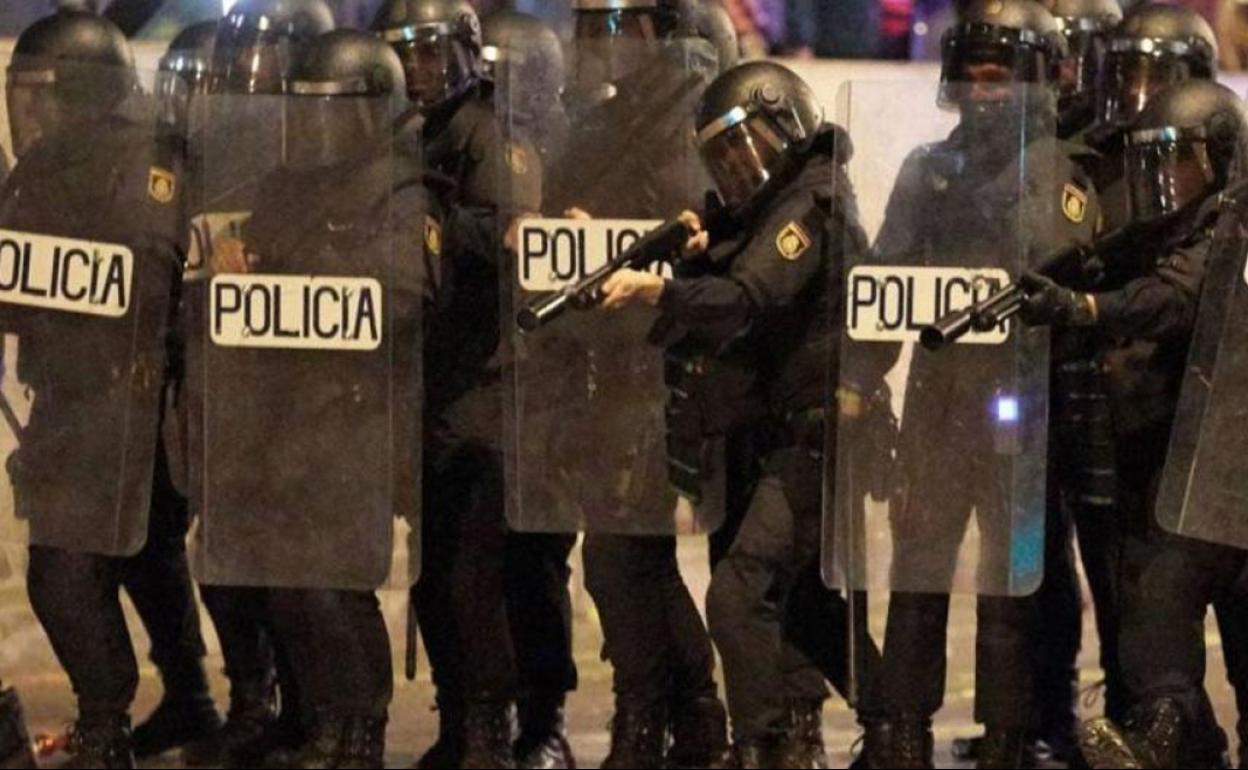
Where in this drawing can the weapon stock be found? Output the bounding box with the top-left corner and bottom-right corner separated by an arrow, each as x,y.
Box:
516,218 -> 693,333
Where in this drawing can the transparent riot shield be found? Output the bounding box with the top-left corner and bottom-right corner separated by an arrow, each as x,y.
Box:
500,37 -> 725,534
0,60 -> 179,558
187,93 -> 422,590
825,81 -> 1055,597
1154,190 -> 1248,548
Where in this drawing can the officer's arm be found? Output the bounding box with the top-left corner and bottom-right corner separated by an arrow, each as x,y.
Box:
1089,240 -> 1208,341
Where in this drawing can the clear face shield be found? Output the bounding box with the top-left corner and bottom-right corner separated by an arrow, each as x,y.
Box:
210,17 -> 293,96
156,51 -> 210,138
385,24 -> 475,113
284,79 -> 391,172
7,59 -> 134,159
1122,125 -> 1218,224
1095,40 -> 1205,130
697,107 -> 791,209
939,26 -> 1054,111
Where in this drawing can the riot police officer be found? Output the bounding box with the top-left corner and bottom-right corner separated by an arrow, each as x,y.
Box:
3,10 -> 191,767
597,60 -> 882,768
201,29 -> 421,768
1047,0 -> 1123,140
0,678 -> 35,769
1016,79 -> 1248,770
172,3 -> 336,766
840,2 -> 1102,767
372,1 -> 568,767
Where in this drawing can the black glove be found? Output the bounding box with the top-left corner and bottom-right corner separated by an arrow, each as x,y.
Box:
1018,272 -> 1096,327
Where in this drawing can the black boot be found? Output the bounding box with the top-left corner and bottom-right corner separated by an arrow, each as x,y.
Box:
859,718 -> 933,769
601,699 -> 667,770
288,714 -> 387,770
182,677 -> 279,768
462,701 -> 517,770
64,715 -> 136,770
976,727 -> 1029,770
514,695 -> 575,770
1079,699 -> 1184,769
777,700 -> 828,770
666,696 -> 731,770
133,692 -> 222,759
735,736 -> 784,769
415,699 -> 464,770
0,686 -> 35,770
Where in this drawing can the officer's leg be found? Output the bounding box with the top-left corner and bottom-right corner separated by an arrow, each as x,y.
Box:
421,441 -> 517,767
268,589 -> 392,768
503,531 -> 577,766
123,440 -> 220,758
863,479 -> 970,767
1074,499 -> 1129,722
413,466 -> 465,768
27,545 -> 138,765
194,585 -> 283,767
1031,472 -> 1082,758
583,533 -> 673,767
1213,589 -> 1248,768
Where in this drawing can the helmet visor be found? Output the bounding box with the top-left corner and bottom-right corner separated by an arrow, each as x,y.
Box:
1123,129 -> 1216,222
698,110 -> 788,208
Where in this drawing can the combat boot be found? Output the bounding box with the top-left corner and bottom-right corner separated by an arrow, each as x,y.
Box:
182,676 -> 280,768
976,726 -> 1029,769
514,695 -> 575,769
1079,698 -> 1184,769
133,661 -> 222,758
289,714 -> 386,770
64,714 -> 136,769
859,718 -> 934,769
601,698 -> 667,770
667,695 -> 732,769
0,686 -> 35,769
415,698 -> 463,769
461,701 -> 517,769
734,736 -> 784,769
776,700 -> 829,769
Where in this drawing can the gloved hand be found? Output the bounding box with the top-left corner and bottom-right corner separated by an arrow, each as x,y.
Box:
1018,272 -> 1096,327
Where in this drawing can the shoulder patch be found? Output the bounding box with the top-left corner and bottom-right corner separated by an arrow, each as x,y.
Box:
149,166 -> 176,204
424,215 -> 442,257
1062,182 -> 1088,224
776,221 -> 812,262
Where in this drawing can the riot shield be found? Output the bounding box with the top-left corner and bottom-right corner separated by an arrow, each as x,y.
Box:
0,59 -> 179,558
500,37 -> 726,534
1154,190 -> 1248,548
187,93 -> 422,590
825,81 -> 1054,597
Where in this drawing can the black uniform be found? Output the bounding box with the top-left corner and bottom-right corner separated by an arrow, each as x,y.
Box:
858,125 -> 1099,737
413,82 -> 578,744
679,126 -> 880,748
10,114 -> 187,737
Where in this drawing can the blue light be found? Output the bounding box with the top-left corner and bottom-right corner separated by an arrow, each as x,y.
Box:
996,396 -> 1020,423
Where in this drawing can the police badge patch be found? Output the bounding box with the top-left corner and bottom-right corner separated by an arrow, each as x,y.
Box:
1062,183 -> 1087,223
149,167 -> 176,204
777,221 -> 812,261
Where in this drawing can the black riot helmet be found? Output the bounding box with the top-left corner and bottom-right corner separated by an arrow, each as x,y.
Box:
938,0 -> 1067,111
1120,80 -> 1248,225
482,10 -> 563,125
694,61 -> 823,209
1041,0 -> 1122,106
572,0 -> 695,42
285,29 -> 406,172
372,0 -> 481,115
211,0 -> 335,96
157,21 -> 218,137
1096,4 -> 1217,134
8,10 -> 136,158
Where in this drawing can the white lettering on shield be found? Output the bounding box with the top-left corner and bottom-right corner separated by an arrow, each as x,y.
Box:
846,266 -> 1012,344
0,229 -> 132,318
517,218 -> 673,291
210,274 -> 383,351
